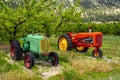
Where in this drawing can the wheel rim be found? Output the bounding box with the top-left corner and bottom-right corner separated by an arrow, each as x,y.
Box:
94,52 -> 99,57
59,37 -> 68,51
76,47 -> 84,51
11,46 -> 15,58
25,56 -> 31,68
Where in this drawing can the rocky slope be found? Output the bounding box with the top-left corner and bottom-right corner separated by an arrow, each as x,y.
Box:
80,0 -> 120,9
80,0 -> 120,22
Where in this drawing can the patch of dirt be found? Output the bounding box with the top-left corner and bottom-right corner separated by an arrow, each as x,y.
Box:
5,53 -> 35,74
0,44 -> 63,80
4,52 -> 63,80
86,56 -> 120,62
40,65 -> 63,80
0,44 -> 10,53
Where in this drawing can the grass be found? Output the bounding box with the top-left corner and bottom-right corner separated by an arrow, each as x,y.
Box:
48,35 -> 120,80
0,52 -> 42,80
52,51 -> 120,80
0,35 -> 120,80
2,70 -> 42,80
102,36 -> 120,58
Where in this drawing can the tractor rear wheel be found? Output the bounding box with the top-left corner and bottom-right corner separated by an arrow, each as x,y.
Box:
24,52 -> 35,69
58,34 -> 72,51
48,52 -> 59,66
76,47 -> 89,53
10,40 -> 22,60
92,48 -> 102,58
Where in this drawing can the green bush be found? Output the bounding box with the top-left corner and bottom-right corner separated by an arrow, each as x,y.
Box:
57,22 -> 120,36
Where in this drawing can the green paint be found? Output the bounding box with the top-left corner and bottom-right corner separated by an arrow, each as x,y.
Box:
19,34 -> 50,54
23,41 -> 29,51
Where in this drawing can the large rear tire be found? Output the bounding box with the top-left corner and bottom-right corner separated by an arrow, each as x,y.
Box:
58,34 -> 72,51
10,40 -> 22,60
24,52 -> 35,69
48,52 -> 59,66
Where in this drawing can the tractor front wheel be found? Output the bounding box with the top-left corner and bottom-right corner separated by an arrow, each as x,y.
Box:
10,40 -> 22,60
48,52 -> 59,66
58,34 -> 72,51
76,47 -> 89,53
92,48 -> 102,58
24,52 -> 34,69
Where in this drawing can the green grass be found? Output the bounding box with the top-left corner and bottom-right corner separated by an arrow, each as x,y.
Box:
0,35 -> 120,80
102,36 -> 120,58
49,35 -> 120,80
0,52 -> 42,80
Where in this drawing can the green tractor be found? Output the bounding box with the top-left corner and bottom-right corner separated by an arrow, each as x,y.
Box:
10,34 -> 59,69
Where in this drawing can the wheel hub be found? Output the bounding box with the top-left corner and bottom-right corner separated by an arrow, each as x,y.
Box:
59,37 -> 68,51
76,47 -> 84,51
94,52 -> 99,57
25,56 -> 30,68
11,47 -> 15,57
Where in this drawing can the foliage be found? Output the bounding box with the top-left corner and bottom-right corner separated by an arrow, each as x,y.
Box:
0,0 -> 56,41
0,0 -> 119,43
0,0 -> 82,42
88,22 -> 120,35
59,22 -> 120,36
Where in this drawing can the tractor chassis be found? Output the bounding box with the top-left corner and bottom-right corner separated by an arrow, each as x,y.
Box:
58,32 -> 103,58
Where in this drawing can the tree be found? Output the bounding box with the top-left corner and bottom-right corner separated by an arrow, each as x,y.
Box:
0,0 -> 82,42
54,0 -> 82,34
0,0 -> 57,41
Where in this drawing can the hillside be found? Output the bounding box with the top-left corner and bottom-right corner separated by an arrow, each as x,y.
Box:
80,0 -> 120,9
58,0 -> 120,22
80,0 -> 120,22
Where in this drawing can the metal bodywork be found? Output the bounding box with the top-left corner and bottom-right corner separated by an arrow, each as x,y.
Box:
10,34 -> 59,69
67,32 -> 103,48
58,31 -> 103,58
19,34 -> 50,54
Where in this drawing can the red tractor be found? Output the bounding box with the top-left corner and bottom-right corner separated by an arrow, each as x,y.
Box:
58,27 -> 103,58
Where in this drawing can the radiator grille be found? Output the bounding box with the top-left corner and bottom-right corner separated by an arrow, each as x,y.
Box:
96,35 -> 102,44
40,39 -> 50,52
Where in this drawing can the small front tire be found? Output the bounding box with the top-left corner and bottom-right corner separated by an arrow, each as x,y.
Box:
48,52 -> 59,66
24,52 -> 34,69
92,49 -> 102,58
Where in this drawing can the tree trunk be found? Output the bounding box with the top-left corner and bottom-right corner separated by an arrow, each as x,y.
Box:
0,40 -> 2,45
13,26 -> 17,39
46,34 -> 50,37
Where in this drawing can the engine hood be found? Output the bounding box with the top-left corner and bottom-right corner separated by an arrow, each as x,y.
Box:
27,34 -> 45,40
